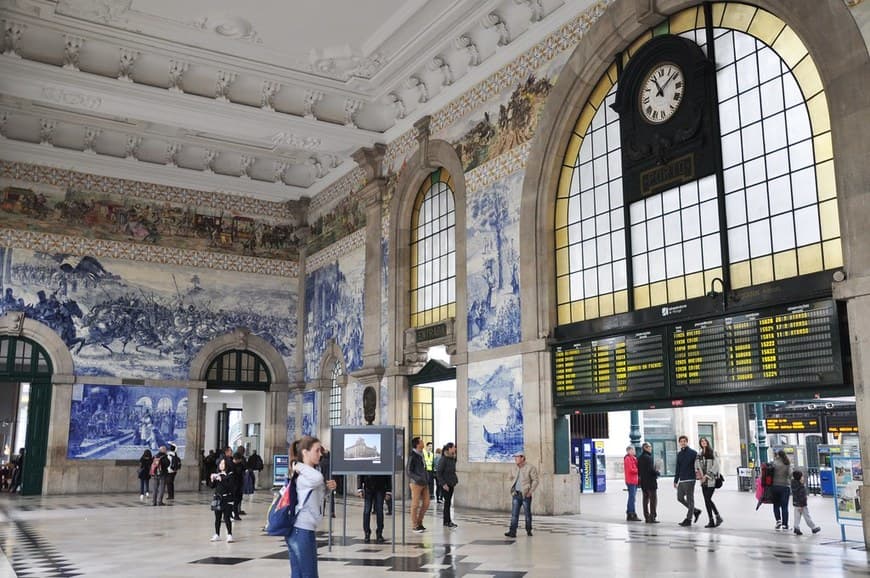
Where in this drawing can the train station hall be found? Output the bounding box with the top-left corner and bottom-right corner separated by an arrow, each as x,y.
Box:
0,0 -> 869,575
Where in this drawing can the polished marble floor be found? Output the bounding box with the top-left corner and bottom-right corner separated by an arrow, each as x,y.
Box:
1,482 -> 869,577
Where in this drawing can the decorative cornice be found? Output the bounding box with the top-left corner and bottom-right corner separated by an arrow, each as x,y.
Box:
0,228 -> 297,278
307,166 -> 367,217
305,228 -> 366,273
465,141 -> 531,193
430,0 -> 613,135
0,160 -> 296,220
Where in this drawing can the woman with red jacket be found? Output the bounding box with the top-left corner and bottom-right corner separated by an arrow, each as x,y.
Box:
624,446 -> 640,521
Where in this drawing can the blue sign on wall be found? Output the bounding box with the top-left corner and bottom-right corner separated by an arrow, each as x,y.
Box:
273,454 -> 289,486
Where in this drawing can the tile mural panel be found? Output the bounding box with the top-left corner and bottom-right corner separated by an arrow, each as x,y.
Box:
0,176 -> 302,261
306,194 -> 366,256
380,377 -> 389,426
345,380 -> 364,426
303,244 -> 365,381
380,237 -> 389,368
466,170 -> 522,352
302,390 -> 317,437
286,390 -> 299,444
67,384 -> 187,460
0,247 -> 297,380
439,70 -> 558,172
467,356 -> 523,462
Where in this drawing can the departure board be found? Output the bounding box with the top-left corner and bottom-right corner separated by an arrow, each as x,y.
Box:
553,329 -> 667,405
766,416 -> 820,433
552,300 -> 843,408
670,301 -> 841,396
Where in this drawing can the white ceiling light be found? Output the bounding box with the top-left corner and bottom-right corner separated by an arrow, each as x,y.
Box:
219,389 -> 237,394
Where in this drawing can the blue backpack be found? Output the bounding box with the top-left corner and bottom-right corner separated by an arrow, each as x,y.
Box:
266,474 -> 310,536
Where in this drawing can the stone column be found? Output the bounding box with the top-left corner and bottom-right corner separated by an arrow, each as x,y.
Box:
833,281 -> 870,546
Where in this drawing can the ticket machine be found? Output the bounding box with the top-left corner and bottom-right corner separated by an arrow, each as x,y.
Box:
574,439 -> 606,493
818,445 -> 843,495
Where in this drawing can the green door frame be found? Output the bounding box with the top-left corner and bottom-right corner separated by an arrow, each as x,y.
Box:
0,336 -> 53,496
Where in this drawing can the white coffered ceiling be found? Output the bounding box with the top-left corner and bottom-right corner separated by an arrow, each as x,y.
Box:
0,0 -> 582,202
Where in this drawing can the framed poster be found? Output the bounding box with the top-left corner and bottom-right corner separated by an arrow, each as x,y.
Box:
832,456 -> 863,524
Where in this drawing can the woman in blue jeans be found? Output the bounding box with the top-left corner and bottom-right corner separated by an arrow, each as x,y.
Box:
286,436 -> 337,578
770,450 -> 793,530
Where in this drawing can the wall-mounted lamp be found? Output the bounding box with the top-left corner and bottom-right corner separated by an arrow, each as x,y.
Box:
707,277 -> 727,313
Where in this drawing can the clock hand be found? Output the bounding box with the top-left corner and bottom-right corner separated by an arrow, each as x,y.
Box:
651,77 -> 665,97
661,72 -> 678,92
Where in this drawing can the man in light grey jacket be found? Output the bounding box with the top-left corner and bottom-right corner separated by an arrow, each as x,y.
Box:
505,451 -> 539,538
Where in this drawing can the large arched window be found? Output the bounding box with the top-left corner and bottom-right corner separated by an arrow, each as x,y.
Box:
555,3 -> 840,324
328,359 -> 344,427
410,168 -> 456,327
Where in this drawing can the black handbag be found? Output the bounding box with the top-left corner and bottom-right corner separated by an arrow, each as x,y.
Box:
210,495 -> 221,511
714,473 -> 725,489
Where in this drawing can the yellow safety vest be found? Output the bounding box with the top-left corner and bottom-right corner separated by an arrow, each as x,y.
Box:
423,450 -> 434,471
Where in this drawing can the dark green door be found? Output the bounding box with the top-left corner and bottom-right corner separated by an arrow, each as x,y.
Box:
21,381 -> 51,495
0,337 -> 53,496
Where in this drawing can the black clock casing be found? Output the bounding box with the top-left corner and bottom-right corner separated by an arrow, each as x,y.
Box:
611,35 -> 720,204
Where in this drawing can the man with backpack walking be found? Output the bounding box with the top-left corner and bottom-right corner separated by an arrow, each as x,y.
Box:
150,445 -> 170,506
165,443 -> 181,501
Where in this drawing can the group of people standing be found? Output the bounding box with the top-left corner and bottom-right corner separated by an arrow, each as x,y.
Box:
407,437 -> 459,532
623,436 -> 722,527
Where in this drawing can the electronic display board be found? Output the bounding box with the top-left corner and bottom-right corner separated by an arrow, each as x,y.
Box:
765,416 -> 820,433
827,414 -> 859,434
552,300 -> 843,408
670,301 -> 841,396
553,329 -> 667,405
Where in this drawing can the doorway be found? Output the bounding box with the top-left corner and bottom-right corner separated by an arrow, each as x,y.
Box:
0,336 -> 52,495
408,347 -> 457,450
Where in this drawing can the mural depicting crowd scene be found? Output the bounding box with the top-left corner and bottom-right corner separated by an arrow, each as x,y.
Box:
67,384 -> 187,460
0,248 -> 297,380
0,179 -> 301,260
302,390 -> 317,437
467,356 -> 524,462
303,246 -> 365,381
306,195 -> 366,255
466,171 -> 522,352
448,74 -> 554,172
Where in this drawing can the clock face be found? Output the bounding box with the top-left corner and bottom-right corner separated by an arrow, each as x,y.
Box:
639,62 -> 684,124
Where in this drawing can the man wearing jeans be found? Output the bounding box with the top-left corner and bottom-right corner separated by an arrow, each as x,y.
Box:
407,436 -> 430,533
674,435 -> 701,527
505,451 -> 539,538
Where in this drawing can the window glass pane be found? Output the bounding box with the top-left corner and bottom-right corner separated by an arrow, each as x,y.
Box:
684,239 -> 703,273
633,255 -> 649,285
771,212 -> 796,252
736,54 -> 759,93
648,249 -> 666,282
702,234 -> 722,268
665,245 -> 684,276
748,220 -> 772,257
760,77 -> 784,117
794,206 -> 821,245
745,183 -> 770,221
729,225 -> 750,262
726,191 -> 747,227
763,113 -> 787,153
766,148 -> 789,180
719,97 -> 740,134
786,105 -> 812,143
738,88 -> 762,126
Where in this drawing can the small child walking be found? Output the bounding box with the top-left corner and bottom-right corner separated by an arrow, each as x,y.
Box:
791,470 -> 821,536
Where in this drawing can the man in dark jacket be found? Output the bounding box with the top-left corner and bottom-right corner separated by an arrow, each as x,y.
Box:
407,436 -> 429,533
357,474 -> 392,543
673,435 -> 701,526
637,442 -> 659,523
436,442 -> 458,528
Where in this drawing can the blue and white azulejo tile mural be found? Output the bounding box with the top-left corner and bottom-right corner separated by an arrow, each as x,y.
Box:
466,170 -> 522,352
467,355 -> 523,462
302,390 -> 317,437
303,245 -> 365,381
0,247 -> 297,381
67,384 -> 187,460
345,380 -> 364,426
286,390 -> 299,444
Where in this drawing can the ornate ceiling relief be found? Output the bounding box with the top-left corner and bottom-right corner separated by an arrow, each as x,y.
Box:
55,0 -> 133,24
188,15 -> 263,44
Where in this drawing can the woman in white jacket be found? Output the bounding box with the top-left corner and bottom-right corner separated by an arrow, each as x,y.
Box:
286,436 -> 337,578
